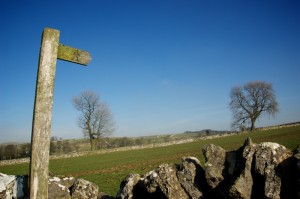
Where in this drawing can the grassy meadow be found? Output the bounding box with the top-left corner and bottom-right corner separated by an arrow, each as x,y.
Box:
0,125 -> 299,196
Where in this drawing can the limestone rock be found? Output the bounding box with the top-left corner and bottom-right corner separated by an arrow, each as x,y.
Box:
139,163 -> 189,199
228,137 -> 256,199
48,180 -> 71,199
177,157 -> 204,199
142,170 -> 159,194
294,144 -> 300,199
150,163 -> 189,199
116,173 -> 140,199
70,178 -> 99,199
0,173 -> 16,199
99,192 -> 115,199
0,173 -> 27,199
254,142 -> 289,199
202,144 -> 226,189
60,176 -> 76,188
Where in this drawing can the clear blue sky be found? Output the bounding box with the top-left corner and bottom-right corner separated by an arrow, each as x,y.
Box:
1,0 -> 300,143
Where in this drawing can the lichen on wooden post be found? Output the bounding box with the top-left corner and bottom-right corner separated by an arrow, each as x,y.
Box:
29,28 -> 60,199
57,44 -> 91,66
29,27 -> 91,199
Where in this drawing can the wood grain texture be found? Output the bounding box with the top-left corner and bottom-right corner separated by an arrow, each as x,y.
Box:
30,27 -> 60,199
57,44 -> 91,66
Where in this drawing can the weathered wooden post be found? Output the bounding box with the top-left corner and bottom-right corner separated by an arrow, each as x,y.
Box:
30,27 -> 91,199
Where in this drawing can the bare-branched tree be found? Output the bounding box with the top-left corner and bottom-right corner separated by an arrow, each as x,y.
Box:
73,91 -> 115,150
229,81 -> 279,132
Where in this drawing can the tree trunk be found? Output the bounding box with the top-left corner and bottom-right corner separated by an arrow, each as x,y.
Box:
250,118 -> 256,132
90,139 -> 95,151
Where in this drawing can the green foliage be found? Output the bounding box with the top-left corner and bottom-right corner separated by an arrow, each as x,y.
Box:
1,126 -> 299,196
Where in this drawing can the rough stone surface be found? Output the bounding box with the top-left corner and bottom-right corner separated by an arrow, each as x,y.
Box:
0,173 -> 27,199
99,192 -> 115,199
147,163 -> 189,199
177,157 -> 204,199
71,178 -> 99,199
47,176 -> 76,199
254,142 -> 289,199
293,144 -> 300,199
48,180 -> 71,199
228,137 -> 256,199
0,173 -> 16,199
116,173 -> 141,199
202,144 -> 226,189
59,176 -> 76,188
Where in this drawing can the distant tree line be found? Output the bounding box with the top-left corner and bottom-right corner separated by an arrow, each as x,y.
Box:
107,137 -> 170,148
0,137 -> 81,160
49,140 -> 80,155
0,143 -> 30,160
1,131 -> 240,160
184,129 -> 237,136
0,136 -> 175,160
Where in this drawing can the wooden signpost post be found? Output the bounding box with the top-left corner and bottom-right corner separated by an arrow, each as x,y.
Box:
30,27 -> 91,199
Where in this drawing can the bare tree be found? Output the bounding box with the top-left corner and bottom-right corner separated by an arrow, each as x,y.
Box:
73,91 -> 115,150
229,81 -> 279,132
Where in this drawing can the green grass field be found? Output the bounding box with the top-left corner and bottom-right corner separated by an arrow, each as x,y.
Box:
1,126 -> 299,196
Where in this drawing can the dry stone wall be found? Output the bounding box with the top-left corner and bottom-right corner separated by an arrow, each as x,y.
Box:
1,138 -> 300,199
